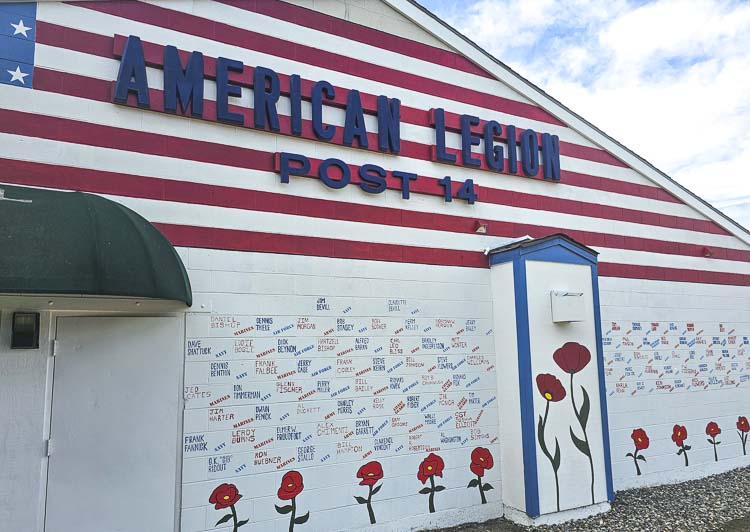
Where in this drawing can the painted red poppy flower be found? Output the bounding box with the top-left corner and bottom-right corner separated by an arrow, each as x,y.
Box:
470,447 -> 494,477
706,421 -> 721,438
737,416 -> 749,433
209,483 -> 242,509
671,424 -> 688,447
631,428 -> 650,451
417,453 -> 445,484
553,342 -> 592,374
536,373 -> 566,402
357,461 -> 384,486
277,470 -> 304,500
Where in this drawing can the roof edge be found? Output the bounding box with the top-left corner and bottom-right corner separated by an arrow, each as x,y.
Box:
383,0 -> 750,247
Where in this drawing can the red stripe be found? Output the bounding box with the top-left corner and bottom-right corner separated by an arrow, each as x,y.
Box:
33,21 -> 677,203
2,158 -> 748,264
217,0 -> 493,80
153,223 -> 750,286
155,223 -> 487,268
67,0 -> 565,126
6,72 -> 727,236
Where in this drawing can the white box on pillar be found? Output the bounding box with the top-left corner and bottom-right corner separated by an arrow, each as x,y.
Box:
489,234 -> 614,526
550,291 -> 586,323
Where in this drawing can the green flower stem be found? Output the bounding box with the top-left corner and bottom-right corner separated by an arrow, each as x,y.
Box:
682,444 -> 689,466
230,505 -> 239,532
477,475 -> 486,504
570,372 -> 594,504
712,436 -> 718,462
428,475 -> 436,513
540,399 -> 560,512
366,484 -> 376,524
289,497 -> 296,532
632,448 -> 641,476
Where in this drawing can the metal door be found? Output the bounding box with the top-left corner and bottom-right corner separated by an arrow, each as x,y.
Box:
45,317 -> 182,532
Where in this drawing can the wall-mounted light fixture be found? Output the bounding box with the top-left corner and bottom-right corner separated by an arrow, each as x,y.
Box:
12,312 -> 40,349
702,246 -> 715,258
474,220 -> 488,234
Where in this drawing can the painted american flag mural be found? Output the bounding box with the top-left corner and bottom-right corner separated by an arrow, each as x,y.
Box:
0,0 -> 747,286
0,2 -> 35,88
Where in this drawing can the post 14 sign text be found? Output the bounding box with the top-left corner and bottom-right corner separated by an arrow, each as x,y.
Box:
113,35 -> 562,204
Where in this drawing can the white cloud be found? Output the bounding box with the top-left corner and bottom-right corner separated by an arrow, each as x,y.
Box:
428,0 -> 750,231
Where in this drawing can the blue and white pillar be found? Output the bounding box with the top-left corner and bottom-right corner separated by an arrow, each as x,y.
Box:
489,234 -> 614,523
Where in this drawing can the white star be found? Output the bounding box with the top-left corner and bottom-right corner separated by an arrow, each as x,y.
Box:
10,19 -> 31,38
7,66 -> 29,85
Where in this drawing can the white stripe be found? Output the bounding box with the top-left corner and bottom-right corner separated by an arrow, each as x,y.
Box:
1,128 -> 743,253
0,76 -> 702,227
153,0 -> 537,107
36,2 -> 616,152
93,193 -> 750,275
32,43 -> 673,195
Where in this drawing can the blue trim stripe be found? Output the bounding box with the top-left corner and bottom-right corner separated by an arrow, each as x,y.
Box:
490,235 -> 615,516
0,2 -> 36,18
513,258 -> 540,517
591,264 -> 616,501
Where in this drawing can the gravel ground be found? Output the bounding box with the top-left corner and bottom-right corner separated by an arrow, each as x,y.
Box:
430,466 -> 750,532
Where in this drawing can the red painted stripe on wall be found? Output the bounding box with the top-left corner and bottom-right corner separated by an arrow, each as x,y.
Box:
154,223 -> 750,286
156,222 -> 488,268
0,96 -> 727,237
35,22 -> 637,172
217,0 -> 494,79
34,21 -> 684,209
67,0 -> 565,126
1,157 -> 747,264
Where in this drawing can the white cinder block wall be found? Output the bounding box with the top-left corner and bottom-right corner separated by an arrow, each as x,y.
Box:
180,248 -> 503,532
179,248 -> 750,531
601,278 -> 750,489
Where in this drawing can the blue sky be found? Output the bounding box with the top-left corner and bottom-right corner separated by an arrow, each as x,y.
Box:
420,0 -> 750,232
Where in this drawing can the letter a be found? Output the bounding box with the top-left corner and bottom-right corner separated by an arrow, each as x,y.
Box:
114,35 -> 150,107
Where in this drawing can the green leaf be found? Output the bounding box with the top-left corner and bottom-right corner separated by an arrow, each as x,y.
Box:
483,483 -> 494,491
716,440 -> 721,445
625,452 -> 634,458
579,386 -> 591,428
552,438 -> 561,471
419,487 -> 432,495
570,426 -> 590,457
637,455 -> 646,462
677,448 -> 684,456
707,439 -> 714,444
237,519 -> 249,528
537,415 -> 550,457
354,496 -> 368,504
434,485 -> 446,492
684,445 -> 692,451
467,479 -> 480,488
215,514 -> 233,526
294,512 -> 310,525
275,504 -> 293,515
371,484 -> 382,496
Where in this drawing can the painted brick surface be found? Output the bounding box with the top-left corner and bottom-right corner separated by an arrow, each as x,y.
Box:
600,278 -> 750,489
182,249 -> 502,531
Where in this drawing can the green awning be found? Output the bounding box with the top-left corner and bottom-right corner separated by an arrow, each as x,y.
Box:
0,184 -> 192,306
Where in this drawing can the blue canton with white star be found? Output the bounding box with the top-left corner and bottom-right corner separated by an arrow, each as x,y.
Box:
0,2 -> 36,89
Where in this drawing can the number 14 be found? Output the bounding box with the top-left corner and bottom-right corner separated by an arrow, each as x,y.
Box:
437,177 -> 477,204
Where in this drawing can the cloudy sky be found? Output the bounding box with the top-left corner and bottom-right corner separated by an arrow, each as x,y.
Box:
420,0 -> 750,231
